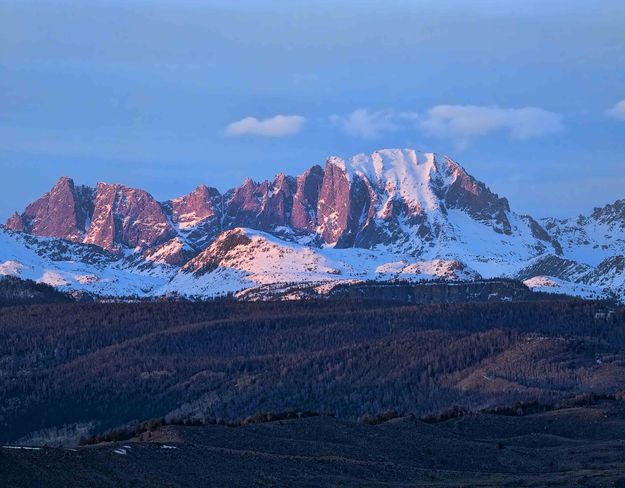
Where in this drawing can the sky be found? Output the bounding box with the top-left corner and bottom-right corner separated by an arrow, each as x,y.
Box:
1,0 -> 624,219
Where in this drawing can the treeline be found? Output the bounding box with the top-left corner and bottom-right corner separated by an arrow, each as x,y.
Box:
1,299 -> 625,444
79,409 -> 321,445
81,391 -> 625,447
0,276 -> 71,307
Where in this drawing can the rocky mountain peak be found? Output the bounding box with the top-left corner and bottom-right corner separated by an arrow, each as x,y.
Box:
5,212 -> 25,232
591,199 -> 625,228
171,184 -> 222,230
84,182 -> 174,252
5,176 -> 94,241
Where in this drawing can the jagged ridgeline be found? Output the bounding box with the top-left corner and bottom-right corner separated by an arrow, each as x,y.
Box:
1,148 -> 624,300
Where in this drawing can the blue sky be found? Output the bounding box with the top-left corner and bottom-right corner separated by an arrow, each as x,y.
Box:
1,0 -> 624,219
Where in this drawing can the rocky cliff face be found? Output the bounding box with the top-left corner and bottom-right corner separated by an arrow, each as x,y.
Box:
84,183 -> 174,252
316,158 -> 355,246
222,178 -> 268,230
442,159 -> 512,235
591,199 -> 625,229
169,185 -> 223,248
170,185 -> 222,230
257,173 -> 297,230
290,165 -> 324,231
6,176 -> 94,241
328,279 -> 533,304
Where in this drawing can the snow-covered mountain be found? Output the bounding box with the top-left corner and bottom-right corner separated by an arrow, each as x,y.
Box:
2,148 -> 624,301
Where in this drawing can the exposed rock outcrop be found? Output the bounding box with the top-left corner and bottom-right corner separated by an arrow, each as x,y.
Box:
84,183 -> 174,252
5,176 -> 94,241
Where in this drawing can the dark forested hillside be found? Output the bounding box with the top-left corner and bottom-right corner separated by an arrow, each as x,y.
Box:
0,276 -> 72,307
1,299 -> 624,445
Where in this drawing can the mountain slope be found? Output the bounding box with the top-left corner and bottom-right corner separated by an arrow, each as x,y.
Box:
541,200 -> 625,266
2,148 -> 624,301
0,229 -> 173,297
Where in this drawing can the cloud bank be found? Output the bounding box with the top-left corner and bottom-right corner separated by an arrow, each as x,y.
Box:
329,109 -> 398,139
329,109 -> 419,140
420,105 -> 563,146
225,115 -> 305,137
329,105 -> 563,147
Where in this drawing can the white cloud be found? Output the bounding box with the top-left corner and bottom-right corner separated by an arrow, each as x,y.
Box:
420,105 -> 563,147
606,99 -> 625,120
330,109 -> 415,139
225,114 -> 305,137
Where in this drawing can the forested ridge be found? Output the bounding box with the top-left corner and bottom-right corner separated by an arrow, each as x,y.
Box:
1,299 -> 624,445
0,276 -> 71,307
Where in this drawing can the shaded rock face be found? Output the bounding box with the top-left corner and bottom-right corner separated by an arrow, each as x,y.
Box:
515,255 -> 592,282
290,165 -> 324,231
5,177 -> 94,241
523,215 -> 563,255
443,160 -> 512,235
84,183 -> 174,252
223,174 -> 298,232
591,199 -> 625,229
591,255 -> 625,286
258,173 -> 297,229
223,179 -> 269,229
584,255 -> 625,297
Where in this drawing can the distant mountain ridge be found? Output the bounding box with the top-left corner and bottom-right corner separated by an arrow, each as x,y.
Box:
2,148 -> 624,301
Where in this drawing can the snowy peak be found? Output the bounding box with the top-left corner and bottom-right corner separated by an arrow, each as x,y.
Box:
351,149 -> 441,214
313,148 -> 554,255
442,157 -> 512,235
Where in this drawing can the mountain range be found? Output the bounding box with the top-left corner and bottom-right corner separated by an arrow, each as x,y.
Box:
1,148 -> 623,301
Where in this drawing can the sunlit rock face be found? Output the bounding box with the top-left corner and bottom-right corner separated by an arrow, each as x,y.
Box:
6,176 -> 94,241
84,182 -> 174,252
